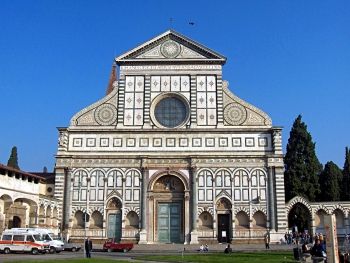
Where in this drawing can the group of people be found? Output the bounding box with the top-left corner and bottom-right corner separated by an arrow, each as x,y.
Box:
198,244 -> 209,252
284,231 -> 312,245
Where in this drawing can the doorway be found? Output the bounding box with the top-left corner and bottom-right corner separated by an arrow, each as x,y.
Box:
107,212 -> 122,241
218,214 -> 230,243
157,202 -> 182,243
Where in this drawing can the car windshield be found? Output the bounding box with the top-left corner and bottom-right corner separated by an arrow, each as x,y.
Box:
42,234 -> 52,241
33,235 -> 43,241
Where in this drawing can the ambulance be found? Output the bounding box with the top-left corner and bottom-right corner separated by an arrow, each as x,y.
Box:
0,228 -> 50,254
11,228 -> 64,253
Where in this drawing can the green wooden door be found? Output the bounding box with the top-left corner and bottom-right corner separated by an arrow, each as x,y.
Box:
158,203 -> 181,243
107,213 -> 122,241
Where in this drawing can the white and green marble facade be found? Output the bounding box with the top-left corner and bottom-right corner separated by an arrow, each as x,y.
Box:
55,30 -> 286,243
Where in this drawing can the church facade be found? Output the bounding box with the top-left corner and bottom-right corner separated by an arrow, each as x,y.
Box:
54,30 -> 286,244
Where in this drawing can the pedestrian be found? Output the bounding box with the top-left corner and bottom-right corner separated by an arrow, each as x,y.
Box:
85,237 -> 93,258
264,233 -> 270,249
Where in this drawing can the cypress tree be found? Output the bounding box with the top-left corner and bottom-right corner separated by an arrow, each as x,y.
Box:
7,146 -> 20,170
319,161 -> 341,201
342,147 -> 350,201
284,115 -> 322,201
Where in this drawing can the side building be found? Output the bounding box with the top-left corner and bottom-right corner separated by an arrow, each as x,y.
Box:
54,30 -> 286,244
0,164 -> 60,235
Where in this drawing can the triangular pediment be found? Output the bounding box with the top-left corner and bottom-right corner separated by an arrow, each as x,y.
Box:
116,30 -> 226,64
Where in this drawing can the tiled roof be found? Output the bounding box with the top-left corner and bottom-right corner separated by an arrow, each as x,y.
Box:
0,163 -> 46,181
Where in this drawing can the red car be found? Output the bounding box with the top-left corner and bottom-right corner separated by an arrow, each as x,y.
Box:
103,239 -> 134,252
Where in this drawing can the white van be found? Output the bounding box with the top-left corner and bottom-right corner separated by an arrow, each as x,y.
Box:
0,229 -> 50,254
11,228 -> 64,253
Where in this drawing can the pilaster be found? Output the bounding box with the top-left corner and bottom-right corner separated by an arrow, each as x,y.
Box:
190,164 -> 199,244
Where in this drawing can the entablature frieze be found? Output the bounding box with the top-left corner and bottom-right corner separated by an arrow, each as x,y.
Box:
55,158 -> 141,168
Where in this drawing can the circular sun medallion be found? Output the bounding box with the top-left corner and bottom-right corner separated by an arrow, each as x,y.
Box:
94,103 -> 117,125
160,40 -> 181,58
224,103 -> 247,125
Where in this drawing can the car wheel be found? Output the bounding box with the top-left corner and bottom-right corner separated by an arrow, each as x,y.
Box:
32,248 -> 39,255
49,247 -> 56,254
71,247 -> 77,252
123,248 -> 128,253
56,250 -> 61,253
4,247 -> 10,254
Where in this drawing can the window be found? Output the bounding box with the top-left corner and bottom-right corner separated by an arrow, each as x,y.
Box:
154,96 -> 188,128
26,235 -> 34,242
13,235 -> 25,241
2,235 -> 12,241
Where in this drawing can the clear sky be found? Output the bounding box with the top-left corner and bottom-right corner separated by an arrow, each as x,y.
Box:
0,0 -> 349,172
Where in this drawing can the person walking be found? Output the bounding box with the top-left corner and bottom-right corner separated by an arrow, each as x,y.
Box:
85,237 -> 93,258
265,233 -> 270,249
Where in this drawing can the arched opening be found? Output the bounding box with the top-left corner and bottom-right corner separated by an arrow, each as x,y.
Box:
10,198 -> 37,228
0,195 -> 13,230
216,197 -> 232,242
52,207 -> 58,227
151,174 -> 186,243
236,211 -> 249,229
252,211 -> 267,229
46,206 -> 52,226
90,211 -> 103,229
39,205 -> 45,226
106,197 -> 122,241
125,211 -> 139,229
315,209 -> 327,234
287,203 -> 312,233
73,210 -> 85,228
0,195 -> 13,211
10,216 -> 21,228
333,209 -> 345,235
198,211 -> 213,230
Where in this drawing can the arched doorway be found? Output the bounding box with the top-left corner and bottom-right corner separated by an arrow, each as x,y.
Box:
288,203 -> 312,233
10,216 -> 21,228
216,198 -> 232,243
151,174 -> 186,243
106,197 -> 122,241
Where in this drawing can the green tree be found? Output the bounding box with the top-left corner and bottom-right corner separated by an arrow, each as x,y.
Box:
342,147 -> 350,201
7,146 -> 20,170
319,161 -> 342,201
284,115 -> 322,201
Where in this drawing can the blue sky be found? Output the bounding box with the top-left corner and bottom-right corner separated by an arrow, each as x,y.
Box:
0,0 -> 349,171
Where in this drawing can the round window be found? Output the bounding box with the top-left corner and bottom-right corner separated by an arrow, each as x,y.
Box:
154,96 -> 188,128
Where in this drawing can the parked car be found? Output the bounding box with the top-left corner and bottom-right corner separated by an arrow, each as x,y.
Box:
103,239 -> 133,252
63,242 -> 81,252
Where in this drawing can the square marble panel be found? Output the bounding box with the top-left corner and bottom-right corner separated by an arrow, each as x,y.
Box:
126,138 -> 136,147
166,138 -> 176,147
73,138 -> 82,147
205,138 -> 215,147
153,138 -> 162,147
140,138 -> 149,147
179,138 -> 188,147
192,138 -> 202,147
258,137 -> 268,147
219,138 -> 228,147
113,138 -> 122,147
232,137 -> 242,147
86,138 -> 96,147
100,138 -> 109,147
245,137 -> 255,147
